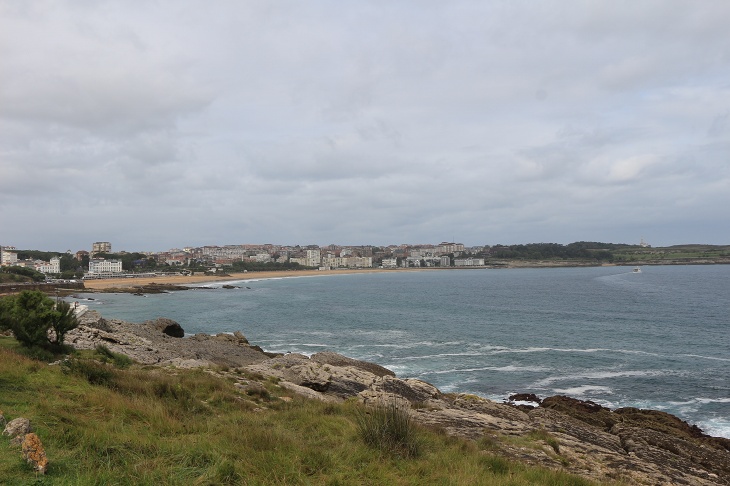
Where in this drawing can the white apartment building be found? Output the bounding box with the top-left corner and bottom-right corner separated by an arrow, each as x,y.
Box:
305,249 -> 321,268
289,257 -> 308,267
438,242 -> 464,254
253,253 -> 272,263
321,256 -> 373,269
38,257 -> 61,274
381,258 -> 398,268
454,258 -> 485,267
88,258 -> 123,274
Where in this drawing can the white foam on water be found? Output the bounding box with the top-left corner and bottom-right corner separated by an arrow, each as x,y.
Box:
697,418 -> 730,439
391,352 -> 485,361
488,346 -> 660,357
553,385 -> 614,396
420,364 -> 548,375
696,397 -> 730,404
681,354 -> 730,362
532,369 -> 668,387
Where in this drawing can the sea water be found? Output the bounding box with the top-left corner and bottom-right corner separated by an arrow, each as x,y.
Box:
73,265 -> 730,438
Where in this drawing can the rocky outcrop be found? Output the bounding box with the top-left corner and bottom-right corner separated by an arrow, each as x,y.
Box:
244,352 -> 730,484
92,283 -> 193,294
146,317 -> 185,338
62,312 -> 730,485
66,311 -> 269,368
310,351 -> 395,378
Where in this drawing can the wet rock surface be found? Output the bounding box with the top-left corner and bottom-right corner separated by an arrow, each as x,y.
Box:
65,311 -> 730,485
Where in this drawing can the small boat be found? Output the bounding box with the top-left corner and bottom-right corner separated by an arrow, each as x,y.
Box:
633,267 -> 642,273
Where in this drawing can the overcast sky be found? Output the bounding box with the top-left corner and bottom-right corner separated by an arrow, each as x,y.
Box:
2,1 -> 729,252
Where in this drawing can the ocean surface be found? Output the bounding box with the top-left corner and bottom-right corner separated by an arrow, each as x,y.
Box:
72,265 -> 730,438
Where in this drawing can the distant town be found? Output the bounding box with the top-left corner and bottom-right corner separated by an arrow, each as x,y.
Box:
1,239 -> 729,283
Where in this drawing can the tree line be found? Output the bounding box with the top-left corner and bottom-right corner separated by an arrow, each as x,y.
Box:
482,242 -> 626,261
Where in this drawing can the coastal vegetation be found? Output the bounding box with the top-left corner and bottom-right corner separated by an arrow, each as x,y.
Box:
230,260 -> 308,272
0,290 -> 78,348
473,242 -> 730,264
0,266 -> 47,283
0,338 -> 601,485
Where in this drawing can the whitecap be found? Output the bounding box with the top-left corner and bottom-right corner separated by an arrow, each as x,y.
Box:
419,364 -> 548,375
553,385 -> 613,396
680,354 -> 730,363
532,369 -> 668,387
391,352 -> 485,361
696,418 -> 730,439
695,397 -> 730,404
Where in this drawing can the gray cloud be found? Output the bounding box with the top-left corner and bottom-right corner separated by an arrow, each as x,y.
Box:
2,1 -> 729,251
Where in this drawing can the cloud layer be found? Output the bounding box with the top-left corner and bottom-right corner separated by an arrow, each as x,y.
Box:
2,1 -> 729,251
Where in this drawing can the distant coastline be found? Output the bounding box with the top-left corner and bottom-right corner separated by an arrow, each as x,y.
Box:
81,267 -> 420,290
80,258 -> 730,291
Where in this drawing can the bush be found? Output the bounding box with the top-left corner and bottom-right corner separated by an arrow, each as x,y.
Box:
356,400 -> 422,458
0,291 -> 78,347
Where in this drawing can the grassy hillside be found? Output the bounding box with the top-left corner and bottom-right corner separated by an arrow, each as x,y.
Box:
0,337 -> 603,485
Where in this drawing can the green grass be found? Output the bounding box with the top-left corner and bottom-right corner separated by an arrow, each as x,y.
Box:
0,337 -> 606,485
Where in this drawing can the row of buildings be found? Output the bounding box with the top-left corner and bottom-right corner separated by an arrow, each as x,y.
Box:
0,246 -> 61,274
155,242 -> 483,270
0,242 -> 121,277
1,240 -> 488,279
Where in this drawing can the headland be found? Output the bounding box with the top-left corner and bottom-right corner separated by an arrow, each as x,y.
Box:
58,309 -> 730,485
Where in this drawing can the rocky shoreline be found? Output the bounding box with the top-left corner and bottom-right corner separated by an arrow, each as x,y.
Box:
66,311 -> 730,485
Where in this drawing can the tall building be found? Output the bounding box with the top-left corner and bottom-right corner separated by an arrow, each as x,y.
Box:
92,242 -> 112,255
0,246 -> 18,267
305,249 -> 321,267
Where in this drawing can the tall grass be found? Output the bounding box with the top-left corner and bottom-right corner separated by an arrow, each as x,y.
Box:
356,399 -> 423,458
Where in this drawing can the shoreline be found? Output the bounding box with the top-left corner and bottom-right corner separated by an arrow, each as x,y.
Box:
81,268 -> 408,290
61,309 -> 730,484
79,259 -> 730,291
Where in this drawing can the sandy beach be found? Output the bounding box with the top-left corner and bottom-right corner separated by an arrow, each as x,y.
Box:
81,268 -> 405,290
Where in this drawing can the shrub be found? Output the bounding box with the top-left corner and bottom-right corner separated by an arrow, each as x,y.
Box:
356,400 -> 422,458
49,301 -> 78,345
0,291 -> 78,347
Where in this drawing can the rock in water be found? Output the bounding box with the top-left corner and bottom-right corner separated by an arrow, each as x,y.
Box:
21,433 -> 48,474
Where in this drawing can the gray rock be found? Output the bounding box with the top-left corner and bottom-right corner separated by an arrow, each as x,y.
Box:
146,318 -> 185,338
311,351 -> 395,377
3,417 -> 31,441
370,376 -> 440,403
286,363 -> 332,392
